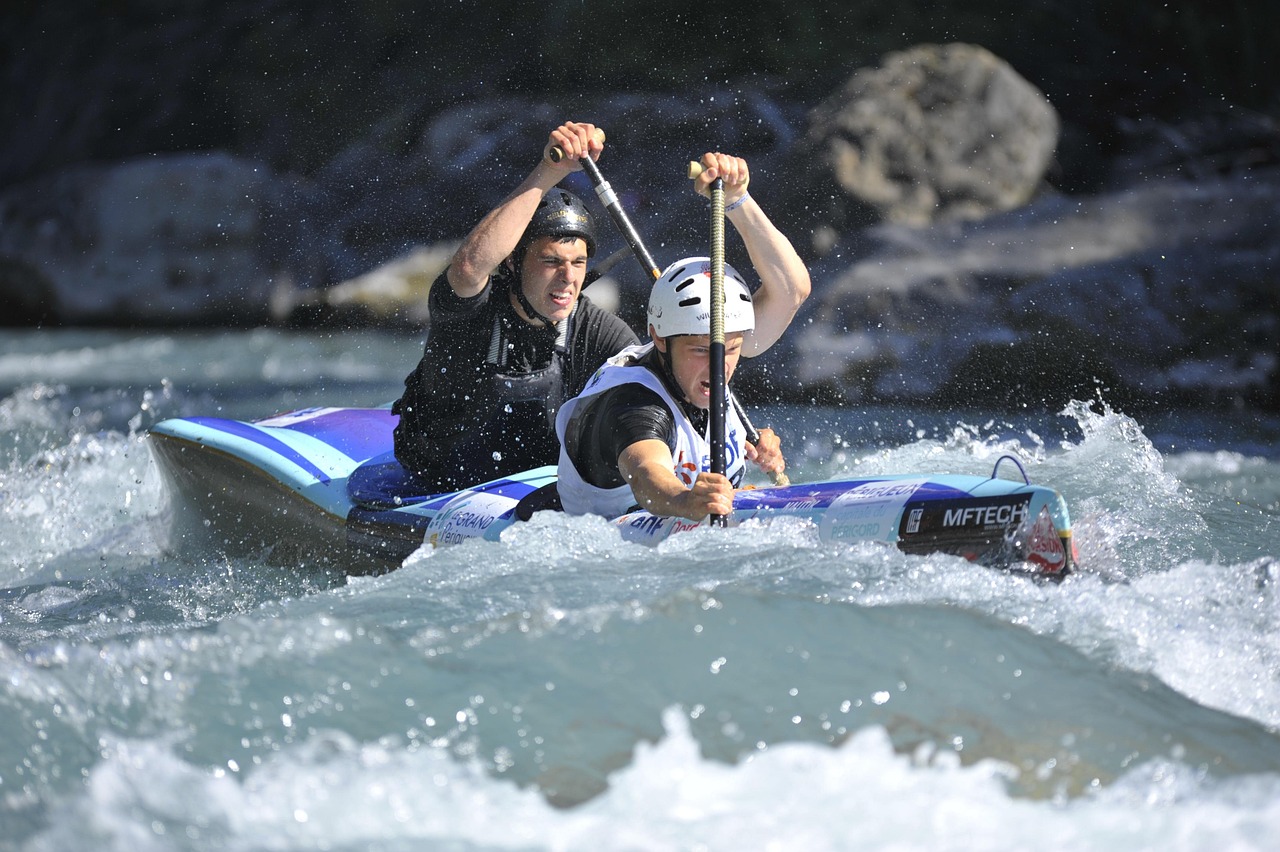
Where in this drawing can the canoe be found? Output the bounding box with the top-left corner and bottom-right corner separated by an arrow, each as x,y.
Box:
148,406 -> 1077,579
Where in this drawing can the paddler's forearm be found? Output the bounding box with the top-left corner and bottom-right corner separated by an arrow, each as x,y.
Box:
619,442 -> 734,521
728,199 -> 811,356
619,446 -> 689,518
446,162 -> 566,297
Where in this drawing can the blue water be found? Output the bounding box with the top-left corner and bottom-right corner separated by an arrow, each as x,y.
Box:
2,329 -> 1280,851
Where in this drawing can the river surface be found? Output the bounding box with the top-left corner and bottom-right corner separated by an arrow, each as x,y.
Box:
2,328 -> 1280,851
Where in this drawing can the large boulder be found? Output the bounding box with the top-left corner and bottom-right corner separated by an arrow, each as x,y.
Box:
780,43 -> 1059,255
747,171 -> 1280,411
0,152 -> 276,325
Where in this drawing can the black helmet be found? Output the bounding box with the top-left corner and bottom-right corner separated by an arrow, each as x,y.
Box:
518,189 -> 597,258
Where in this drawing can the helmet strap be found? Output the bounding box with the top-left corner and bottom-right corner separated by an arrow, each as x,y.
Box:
507,272 -> 574,350
646,337 -> 703,420
509,239 -> 591,329
512,275 -> 555,327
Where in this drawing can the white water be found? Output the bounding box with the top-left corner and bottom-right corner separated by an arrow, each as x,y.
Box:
2,329 -> 1279,851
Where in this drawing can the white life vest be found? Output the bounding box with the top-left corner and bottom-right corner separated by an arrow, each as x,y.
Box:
555,342 -> 748,518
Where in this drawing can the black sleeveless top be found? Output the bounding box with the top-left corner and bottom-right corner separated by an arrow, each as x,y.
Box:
392,267 -> 638,490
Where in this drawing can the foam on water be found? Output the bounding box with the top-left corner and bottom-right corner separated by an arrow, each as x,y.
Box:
3,330 -> 1280,850
20,708 -> 1280,852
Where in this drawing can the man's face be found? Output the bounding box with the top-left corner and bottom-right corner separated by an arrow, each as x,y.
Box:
653,332 -> 746,409
519,236 -> 589,324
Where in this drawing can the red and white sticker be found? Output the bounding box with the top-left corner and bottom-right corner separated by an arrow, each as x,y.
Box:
1024,506 -> 1067,574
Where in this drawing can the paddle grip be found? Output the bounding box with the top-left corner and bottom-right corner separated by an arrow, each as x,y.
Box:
547,127 -> 607,163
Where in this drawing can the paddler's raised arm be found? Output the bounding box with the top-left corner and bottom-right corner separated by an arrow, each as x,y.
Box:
446,122 -> 605,298
690,152 -> 811,357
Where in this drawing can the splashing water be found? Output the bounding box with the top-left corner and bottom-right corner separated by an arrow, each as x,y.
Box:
2,329 -> 1279,851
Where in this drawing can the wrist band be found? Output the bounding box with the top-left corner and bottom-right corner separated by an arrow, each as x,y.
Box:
724,192 -> 750,213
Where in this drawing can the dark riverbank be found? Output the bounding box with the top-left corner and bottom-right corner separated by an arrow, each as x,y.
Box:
2,2 -> 1276,413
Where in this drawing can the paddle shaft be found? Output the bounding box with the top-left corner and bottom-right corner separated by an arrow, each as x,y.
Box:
708,177 -> 728,526
548,131 -> 660,281
689,159 -> 790,488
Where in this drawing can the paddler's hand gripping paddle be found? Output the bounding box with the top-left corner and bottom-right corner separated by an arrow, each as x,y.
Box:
547,129 -> 661,281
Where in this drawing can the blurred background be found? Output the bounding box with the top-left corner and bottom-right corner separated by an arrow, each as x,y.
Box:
6,0 -> 1276,186
2,0 -> 1277,411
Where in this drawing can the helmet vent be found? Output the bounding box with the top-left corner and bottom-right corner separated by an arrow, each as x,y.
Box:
649,255 -> 754,336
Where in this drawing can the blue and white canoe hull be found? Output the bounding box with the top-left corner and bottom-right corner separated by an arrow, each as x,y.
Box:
615,473 -> 1074,575
148,406 -> 1076,578
148,406 -> 560,569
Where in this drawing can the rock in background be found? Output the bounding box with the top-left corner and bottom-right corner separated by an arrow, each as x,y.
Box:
0,90 -> 800,328
0,153 -> 275,325
2,0 -> 1277,411
758,172 -> 1280,412
779,43 -> 1059,253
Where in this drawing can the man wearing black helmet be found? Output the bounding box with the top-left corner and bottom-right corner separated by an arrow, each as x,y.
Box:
392,122 -> 639,490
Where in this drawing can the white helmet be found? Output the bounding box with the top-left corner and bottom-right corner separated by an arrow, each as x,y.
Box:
647,256 -> 755,338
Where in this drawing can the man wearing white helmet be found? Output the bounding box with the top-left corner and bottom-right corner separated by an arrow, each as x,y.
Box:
555,152 -> 809,521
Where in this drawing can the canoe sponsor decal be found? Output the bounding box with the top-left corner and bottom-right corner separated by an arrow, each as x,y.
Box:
426,492 -> 515,546
622,513 -> 668,538
942,500 -> 1030,529
1024,506 -> 1068,574
668,518 -> 703,536
899,493 -> 1031,539
819,478 -> 927,542
615,513 -> 703,543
